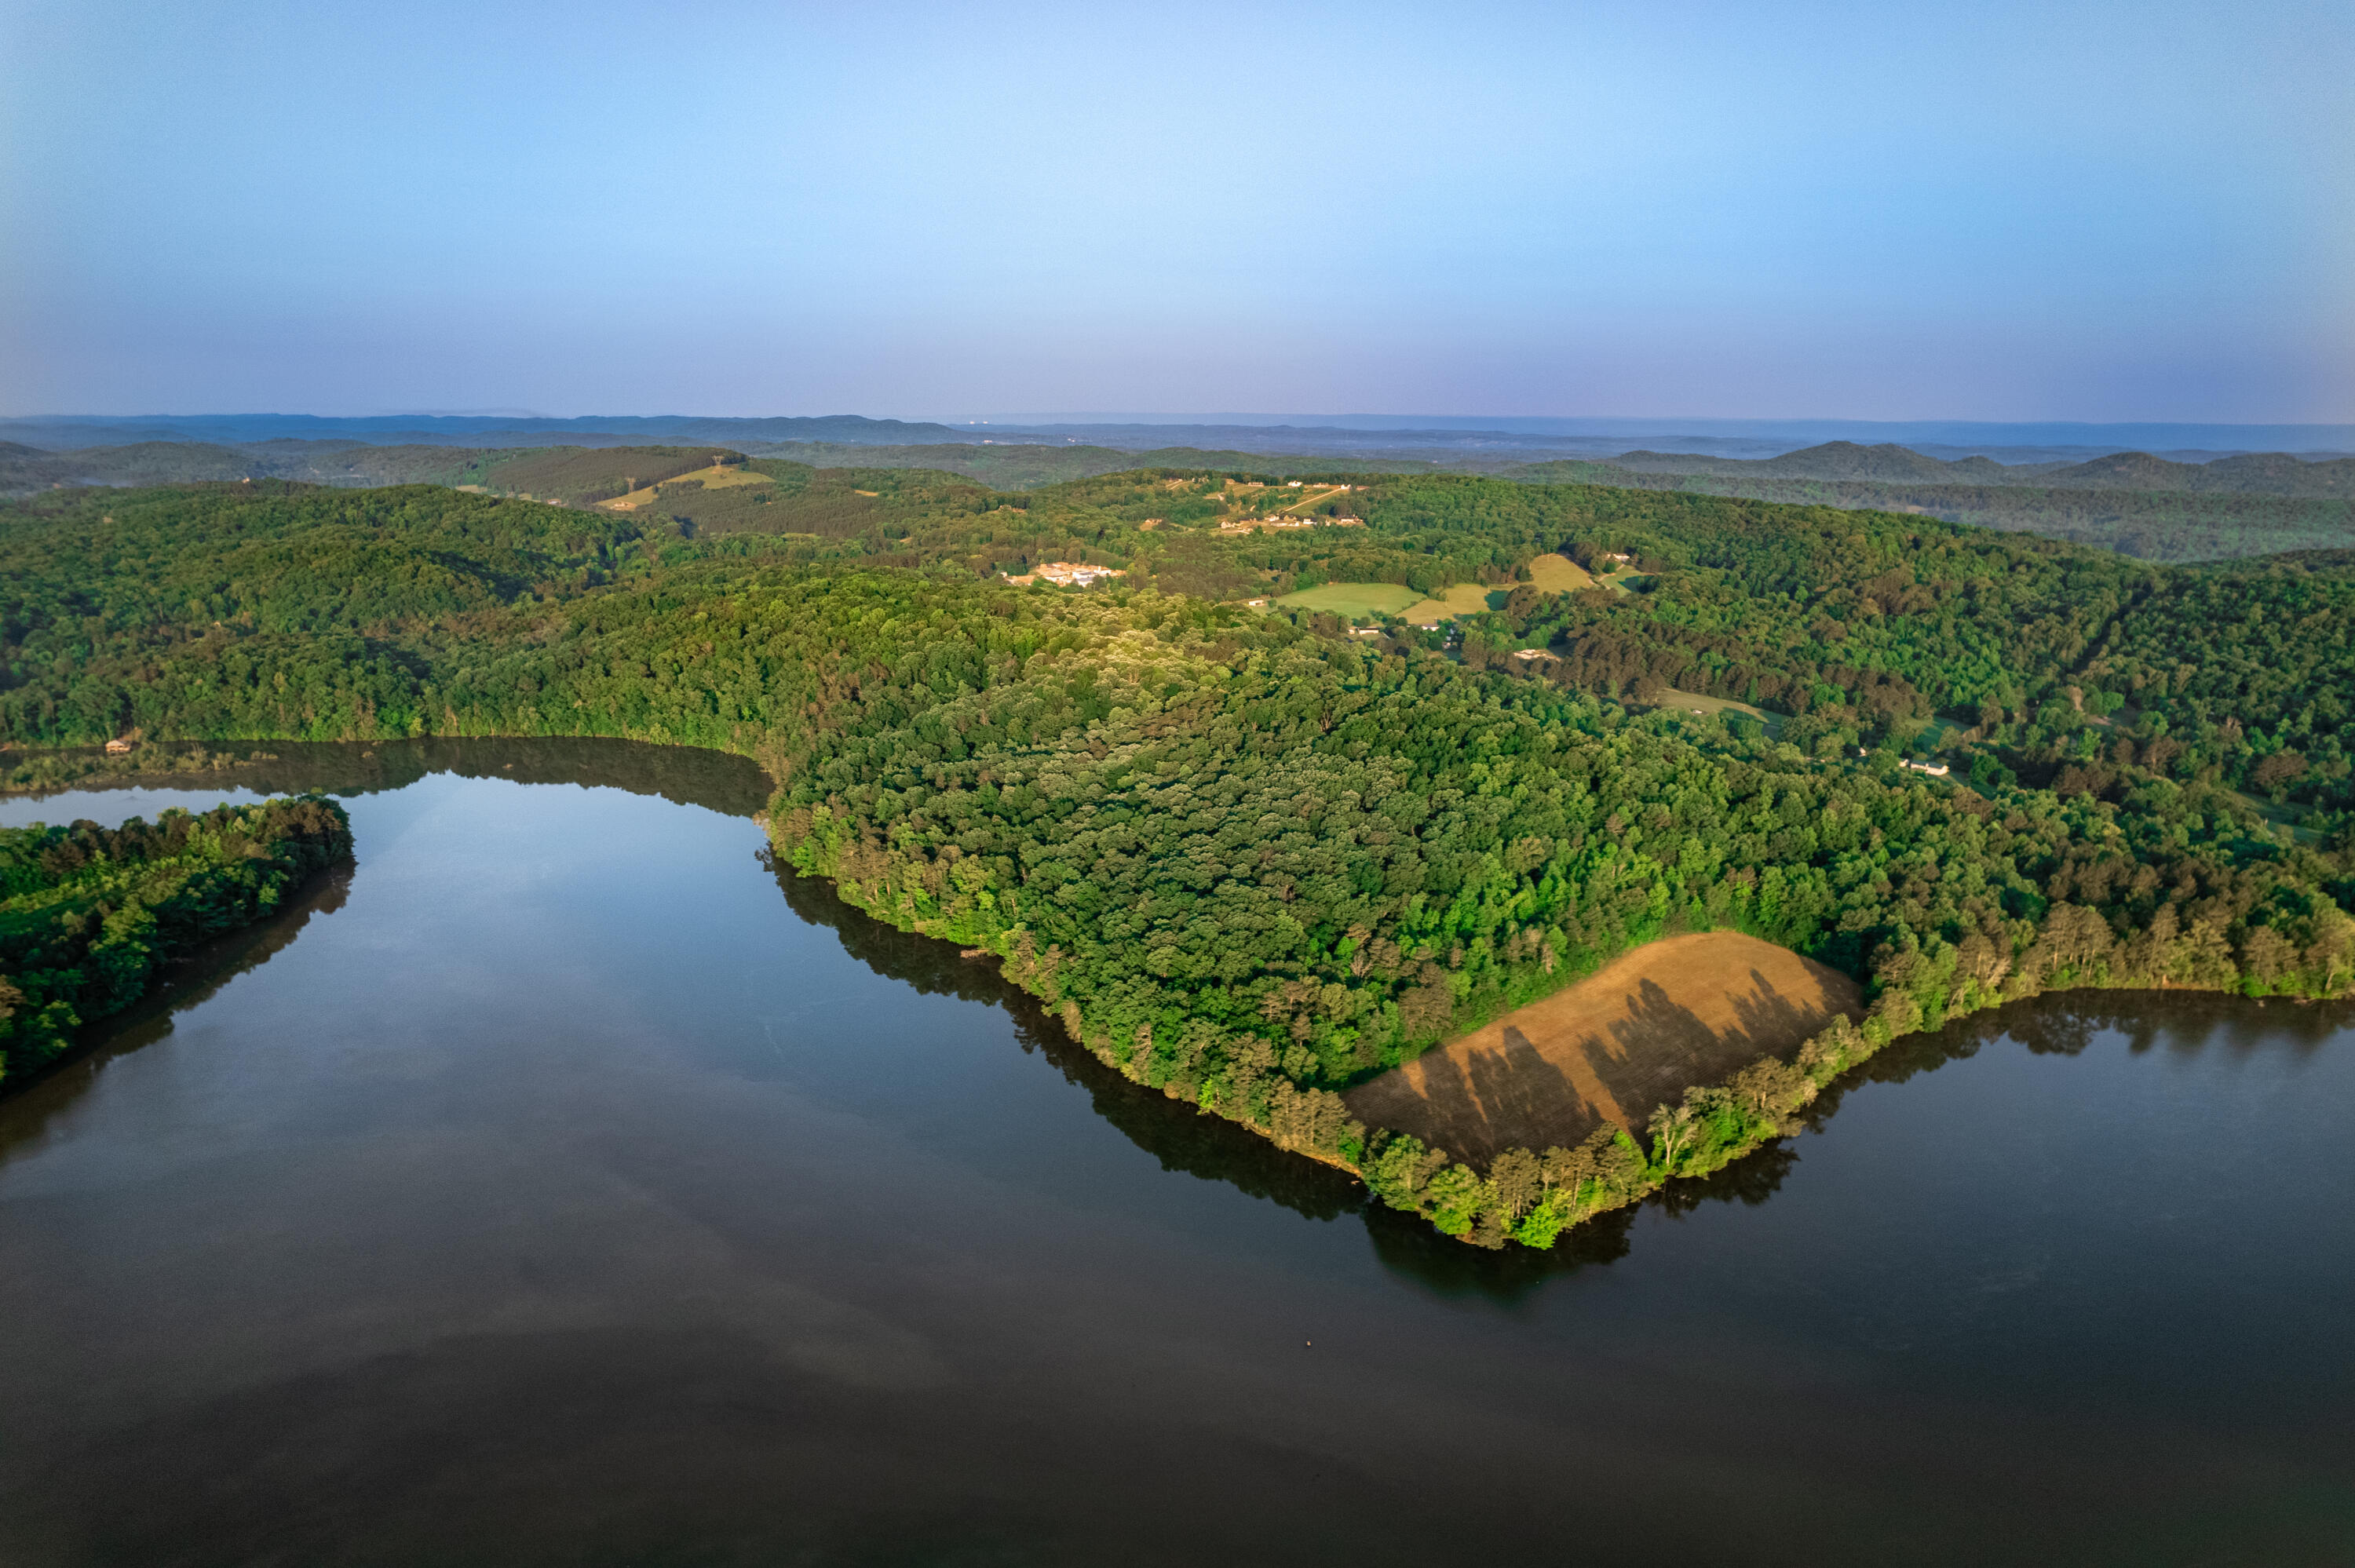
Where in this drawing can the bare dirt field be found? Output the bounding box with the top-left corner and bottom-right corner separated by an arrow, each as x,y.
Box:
1345,932 -> 1863,1164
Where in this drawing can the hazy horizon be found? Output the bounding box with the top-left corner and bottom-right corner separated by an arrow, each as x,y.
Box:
8,409 -> 2353,458
14,410 -> 2355,435
5,1 -> 2350,422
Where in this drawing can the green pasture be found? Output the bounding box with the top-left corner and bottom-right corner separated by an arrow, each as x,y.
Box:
1400,582 -> 1499,623
1276,582 -> 1425,619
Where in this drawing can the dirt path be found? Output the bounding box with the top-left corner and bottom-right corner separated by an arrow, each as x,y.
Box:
1345,932 -> 1862,1164
1277,483 -> 1353,515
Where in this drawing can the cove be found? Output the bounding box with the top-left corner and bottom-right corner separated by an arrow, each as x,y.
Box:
1,739 -> 2350,1566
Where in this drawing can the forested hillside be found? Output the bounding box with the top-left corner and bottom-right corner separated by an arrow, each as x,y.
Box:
1590,439 -> 2355,497
6,471 -> 2347,833
744,442 -> 1438,488
1502,458 -> 2355,561
20,430 -> 2349,563
2,473 -> 2349,1243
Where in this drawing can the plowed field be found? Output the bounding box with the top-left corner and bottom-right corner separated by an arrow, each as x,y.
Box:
1345,932 -> 1862,1163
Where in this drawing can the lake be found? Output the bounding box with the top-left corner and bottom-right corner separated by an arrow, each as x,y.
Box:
2,740 -> 2350,1566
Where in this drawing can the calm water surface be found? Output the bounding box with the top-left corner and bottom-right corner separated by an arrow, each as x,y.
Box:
2,741 -> 2350,1566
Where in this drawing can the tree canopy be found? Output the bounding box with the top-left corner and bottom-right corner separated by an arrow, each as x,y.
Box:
4,472 -> 2348,1245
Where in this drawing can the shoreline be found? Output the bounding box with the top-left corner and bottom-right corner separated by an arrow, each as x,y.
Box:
6,730 -> 2349,1250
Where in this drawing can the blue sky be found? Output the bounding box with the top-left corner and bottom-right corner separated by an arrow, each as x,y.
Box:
3,0 -> 2349,421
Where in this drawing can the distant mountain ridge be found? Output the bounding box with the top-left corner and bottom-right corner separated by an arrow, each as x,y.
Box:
14,414 -> 2351,469
6,425 -> 2350,565
0,413 -> 980,451
1596,440 -> 2355,498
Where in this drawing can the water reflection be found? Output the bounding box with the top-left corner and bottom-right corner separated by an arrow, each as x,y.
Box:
3,735 -> 772,819
1805,986 -> 2353,1132
761,838 -> 1813,1296
0,867 -> 353,1165
763,846 -> 1372,1226
11,738 -> 2353,1307
4,743 -> 2350,1564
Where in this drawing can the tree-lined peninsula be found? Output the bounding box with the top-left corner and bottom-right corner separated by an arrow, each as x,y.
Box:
0,797 -> 354,1085
2,461 -> 2349,1243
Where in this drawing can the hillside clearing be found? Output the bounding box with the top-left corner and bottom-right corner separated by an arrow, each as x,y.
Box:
1345,932 -> 1862,1164
601,463 -> 773,511
1275,582 -> 1423,619
1648,687 -> 1783,734
1398,582 -> 1498,623
1277,483 -> 1356,515
1523,552 -> 1595,593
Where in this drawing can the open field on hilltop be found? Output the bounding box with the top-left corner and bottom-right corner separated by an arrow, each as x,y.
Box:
1399,582 -> 1499,623
1275,582 -> 1424,619
1276,483 -> 1357,513
602,462 -> 775,510
462,445 -> 739,505
1648,687 -> 1783,734
1345,932 -> 1862,1164
1523,552 -> 1595,593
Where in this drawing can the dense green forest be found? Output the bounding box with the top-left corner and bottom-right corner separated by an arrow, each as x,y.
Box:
2,471 -> 2350,1242
0,797 -> 352,1085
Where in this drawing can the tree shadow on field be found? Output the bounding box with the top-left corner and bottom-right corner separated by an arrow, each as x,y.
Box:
756,854 -> 1820,1299
1375,968 -> 1848,1166
1401,1025 -> 1582,1163
760,864 -> 2355,1302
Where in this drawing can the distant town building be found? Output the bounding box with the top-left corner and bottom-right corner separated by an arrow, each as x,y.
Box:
1903,760 -> 1952,776
1217,514 -> 1365,534
1028,561 -> 1127,587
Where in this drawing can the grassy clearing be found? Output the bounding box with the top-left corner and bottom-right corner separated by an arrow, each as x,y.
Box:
1276,483 -> 1356,515
601,463 -> 774,511
1344,932 -> 1861,1164
2225,789 -> 2324,844
1275,582 -> 1424,619
1914,715 -> 1971,749
1651,687 -> 1783,735
472,445 -> 728,505
1524,552 -> 1595,593
1398,582 -> 1499,623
